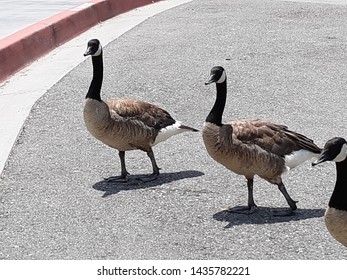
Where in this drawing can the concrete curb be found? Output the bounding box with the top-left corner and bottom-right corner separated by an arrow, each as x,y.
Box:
0,0 -> 160,83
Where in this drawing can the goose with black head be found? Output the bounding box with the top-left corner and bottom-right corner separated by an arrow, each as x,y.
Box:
83,39 -> 198,182
312,137 -> 347,247
203,66 -> 321,216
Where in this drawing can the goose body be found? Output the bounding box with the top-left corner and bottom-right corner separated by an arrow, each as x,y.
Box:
312,137 -> 347,247
84,98 -> 182,152
83,39 -> 198,182
204,120 -> 318,183
203,66 -> 321,215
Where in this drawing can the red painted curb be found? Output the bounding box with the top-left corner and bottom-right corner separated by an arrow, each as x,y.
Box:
0,0 -> 160,83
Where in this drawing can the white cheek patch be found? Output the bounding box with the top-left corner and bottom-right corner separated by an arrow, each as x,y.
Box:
216,70 -> 226,84
334,143 -> 347,162
152,122 -> 185,146
92,44 -> 102,56
284,149 -> 317,170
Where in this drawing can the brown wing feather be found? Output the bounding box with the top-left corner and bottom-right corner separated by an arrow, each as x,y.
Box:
225,119 -> 321,156
106,99 -> 176,130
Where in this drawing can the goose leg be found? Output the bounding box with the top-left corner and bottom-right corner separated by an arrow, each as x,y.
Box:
273,182 -> 298,216
137,148 -> 160,182
105,151 -> 130,182
228,178 -> 258,214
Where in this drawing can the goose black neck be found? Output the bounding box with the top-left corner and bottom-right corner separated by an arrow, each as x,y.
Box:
86,53 -> 103,101
205,80 -> 227,126
329,159 -> 347,211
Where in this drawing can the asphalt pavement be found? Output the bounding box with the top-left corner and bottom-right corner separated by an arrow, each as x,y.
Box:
1,0 -> 347,260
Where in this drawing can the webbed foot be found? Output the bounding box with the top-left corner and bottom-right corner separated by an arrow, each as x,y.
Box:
104,174 -> 129,183
228,205 -> 258,215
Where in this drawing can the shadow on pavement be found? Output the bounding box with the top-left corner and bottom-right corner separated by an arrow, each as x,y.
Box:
92,170 -> 204,197
213,207 -> 325,228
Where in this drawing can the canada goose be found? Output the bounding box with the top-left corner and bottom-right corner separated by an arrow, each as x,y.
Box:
203,66 -> 321,216
312,137 -> 347,247
83,39 -> 198,182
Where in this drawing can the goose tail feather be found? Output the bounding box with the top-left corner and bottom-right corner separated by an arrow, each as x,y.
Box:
152,121 -> 198,146
178,124 -> 199,132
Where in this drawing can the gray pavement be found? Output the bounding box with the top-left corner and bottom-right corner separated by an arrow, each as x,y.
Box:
0,0 -> 87,39
1,0 -> 347,260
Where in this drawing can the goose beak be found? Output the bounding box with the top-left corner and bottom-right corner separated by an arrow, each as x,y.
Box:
312,152 -> 329,166
205,74 -> 217,85
83,47 -> 93,56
